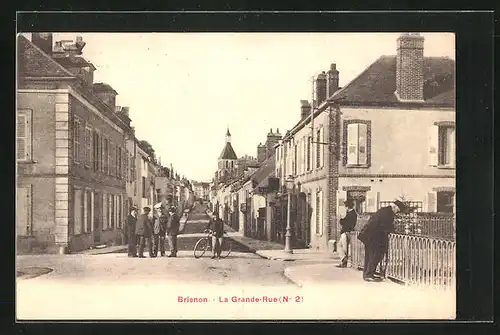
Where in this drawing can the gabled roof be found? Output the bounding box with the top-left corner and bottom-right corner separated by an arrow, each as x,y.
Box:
331,55 -> 455,107
251,155 -> 276,190
219,142 -> 237,160
17,35 -> 75,78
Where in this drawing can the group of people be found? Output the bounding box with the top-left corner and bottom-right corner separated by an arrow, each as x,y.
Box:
336,198 -> 408,282
126,204 -> 181,258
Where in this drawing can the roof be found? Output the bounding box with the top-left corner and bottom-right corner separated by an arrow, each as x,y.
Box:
54,56 -> 97,71
251,155 -> 276,190
17,35 -> 75,78
93,82 -> 118,95
219,142 -> 237,160
331,55 -> 455,107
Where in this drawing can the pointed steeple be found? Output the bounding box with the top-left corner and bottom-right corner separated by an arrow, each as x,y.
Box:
226,128 -> 231,143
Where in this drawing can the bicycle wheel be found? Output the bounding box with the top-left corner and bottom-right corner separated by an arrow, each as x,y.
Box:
219,238 -> 232,259
194,237 -> 209,258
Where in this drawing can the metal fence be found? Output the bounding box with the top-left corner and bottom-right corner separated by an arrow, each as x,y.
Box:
357,212 -> 455,241
350,231 -> 456,290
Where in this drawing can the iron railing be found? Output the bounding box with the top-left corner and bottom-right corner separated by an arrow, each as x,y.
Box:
350,231 -> 456,290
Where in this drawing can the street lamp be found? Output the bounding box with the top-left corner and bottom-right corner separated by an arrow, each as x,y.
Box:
284,175 -> 295,254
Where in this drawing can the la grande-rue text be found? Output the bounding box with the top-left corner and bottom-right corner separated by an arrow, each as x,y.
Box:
178,296 -> 303,303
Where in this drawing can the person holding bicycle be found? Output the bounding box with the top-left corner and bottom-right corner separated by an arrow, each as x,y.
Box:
206,211 -> 224,259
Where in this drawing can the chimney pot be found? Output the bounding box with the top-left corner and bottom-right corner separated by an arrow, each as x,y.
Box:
316,73 -> 327,104
300,100 -> 312,119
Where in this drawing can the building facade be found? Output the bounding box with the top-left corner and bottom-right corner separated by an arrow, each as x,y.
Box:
275,33 -> 455,252
17,34 -> 131,254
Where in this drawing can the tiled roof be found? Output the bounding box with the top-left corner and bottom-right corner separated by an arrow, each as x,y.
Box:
17,35 -> 75,78
93,82 -> 118,94
54,56 -> 97,71
219,142 -> 237,160
251,155 -> 276,190
331,55 -> 455,107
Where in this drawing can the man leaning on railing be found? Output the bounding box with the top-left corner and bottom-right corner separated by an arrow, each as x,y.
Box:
357,200 -> 408,282
336,199 -> 357,268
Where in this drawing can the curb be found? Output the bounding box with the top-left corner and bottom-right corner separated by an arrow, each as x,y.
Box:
283,267 -> 303,287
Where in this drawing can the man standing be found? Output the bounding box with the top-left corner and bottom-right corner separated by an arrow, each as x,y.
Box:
206,212 -> 224,259
136,206 -> 154,258
152,207 -> 167,257
358,200 -> 406,281
336,199 -> 357,268
166,206 -> 180,257
126,206 -> 138,258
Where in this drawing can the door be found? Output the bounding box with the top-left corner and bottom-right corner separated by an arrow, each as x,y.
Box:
294,193 -> 309,248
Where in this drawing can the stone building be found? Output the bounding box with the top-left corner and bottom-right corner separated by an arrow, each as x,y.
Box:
275,33 -> 455,252
17,34 -> 132,254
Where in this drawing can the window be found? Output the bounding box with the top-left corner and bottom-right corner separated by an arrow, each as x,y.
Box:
93,131 -> 101,172
130,155 -> 135,181
73,119 -> 81,163
142,176 -> 147,198
293,144 -> 297,175
73,188 -> 83,235
437,191 -> 454,213
429,122 -> 455,167
16,185 -> 32,236
103,138 -> 109,174
347,190 -> 367,214
118,147 -> 122,179
109,194 -> 115,229
118,195 -> 123,228
109,141 -> 114,176
17,110 -> 32,161
89,191 -> 94,232
315,190 -> 323,235
102,193 -> 108,230
306,136 -> 312,171
84,126 -> 92,167
343,120 -> 371,167
316,127 -> 324,168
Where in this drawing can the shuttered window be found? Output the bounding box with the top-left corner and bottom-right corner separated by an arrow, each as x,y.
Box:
17,110 -> 32,161
316,127 -> 325,168
315,190 -> 323,235
85,126 -> 92,167
74,188 -> 84,235
103,138 -> 109,174
73,119 -> 81,163
345,120 -> 370,166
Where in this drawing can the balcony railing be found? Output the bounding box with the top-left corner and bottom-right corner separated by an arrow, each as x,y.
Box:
350,231 -> 456,290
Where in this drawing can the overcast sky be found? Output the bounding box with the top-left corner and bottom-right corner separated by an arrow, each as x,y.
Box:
38,33 -> 454,181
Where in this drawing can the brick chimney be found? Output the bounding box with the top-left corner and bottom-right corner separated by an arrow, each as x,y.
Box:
257,143 -> 266,163
266,128 -> 282,159
31,33 -> 53,55
93,83 -> 118,110
327,63 -> 339,97
396,33 -> 425,102
300,100 -> 311,119
315,72 -> 327,104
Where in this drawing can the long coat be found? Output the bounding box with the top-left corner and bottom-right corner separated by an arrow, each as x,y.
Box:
358,206 -> 395,247
126,214 -> 137,236
340,209 -> 358,234
166,213 -> 180,236
135,214 -> 153,237
153,214 -> 167,236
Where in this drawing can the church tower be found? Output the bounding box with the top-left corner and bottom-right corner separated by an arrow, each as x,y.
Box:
216,128 -> 238,183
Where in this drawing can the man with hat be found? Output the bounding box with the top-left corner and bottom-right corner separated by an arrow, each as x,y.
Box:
336,199 -> 358,268
126,205 -> 139,257
166,206 -> 180,257
136,206 -> 154,258
358,199 -> 407,281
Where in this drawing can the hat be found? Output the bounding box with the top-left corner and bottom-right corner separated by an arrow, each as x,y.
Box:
130,206 -> 138,211
344,199 -> 355,208
143,206 -> 151,211
169,206 -> 176,212
393,200 -> 407,212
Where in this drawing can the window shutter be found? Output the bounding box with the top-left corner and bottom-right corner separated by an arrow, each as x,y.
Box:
17,114 -> 27,160
449,127 -> 456,167
78,122 -> 84,164
90,191 -> 94,232
102,193 -> 107,230
364,191 -> 379,213
358,123 -> 368,165
425,191 -> 437,212
320,127 -> 325,168
347,123 -> 359,165
337,190 -> 347,220
318,190 -> 323,236
81,190 -> 87,235
428,125 -> 439,166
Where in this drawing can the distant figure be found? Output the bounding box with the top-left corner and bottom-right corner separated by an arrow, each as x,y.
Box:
136,207 -> 153,258
152,207 -> 167,257
166,206 -> 180,257
206,211 -> 225,259
126,206 -> 138,258
336,199 -> 357,268
358,200 -> 407,281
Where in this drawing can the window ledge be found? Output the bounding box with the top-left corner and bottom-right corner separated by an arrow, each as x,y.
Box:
345,164 -> 370,168
437,165 -> 455,170
17,160 -> 37,164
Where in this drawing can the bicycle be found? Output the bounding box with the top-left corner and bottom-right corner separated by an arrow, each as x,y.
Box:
193,229 -> 231,259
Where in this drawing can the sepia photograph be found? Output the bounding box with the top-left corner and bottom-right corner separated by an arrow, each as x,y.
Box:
16,30 -> 456,320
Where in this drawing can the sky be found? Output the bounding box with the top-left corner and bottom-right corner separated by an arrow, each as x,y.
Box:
33,33 -> 455,181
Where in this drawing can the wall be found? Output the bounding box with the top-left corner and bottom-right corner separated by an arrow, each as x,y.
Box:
339,106 -> 456,176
